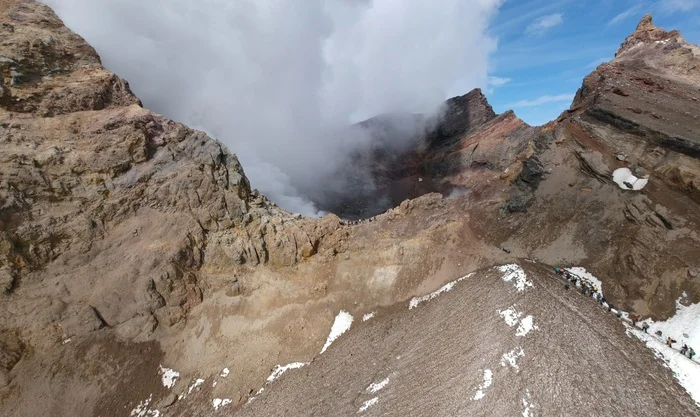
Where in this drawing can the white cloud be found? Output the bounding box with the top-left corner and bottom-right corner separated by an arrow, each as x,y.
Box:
488,76 -> 512,87
608,5 -> 642,25
43,0 -> 504,216
525,13 -> 563,35
660,0 -> 700,12
508,93 -> 574,108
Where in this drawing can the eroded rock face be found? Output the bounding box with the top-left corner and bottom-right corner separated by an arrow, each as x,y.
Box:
0,3 -> 352,414
1,5 -> 699,417
489,14 -> 700,319
317,89 -> 533,219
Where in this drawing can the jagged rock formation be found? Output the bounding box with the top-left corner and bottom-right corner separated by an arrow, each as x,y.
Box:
1,3 -> 699,417
319,88 -> 538,218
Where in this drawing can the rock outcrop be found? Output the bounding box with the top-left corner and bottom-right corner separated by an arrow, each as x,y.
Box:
1,4 -> 699,417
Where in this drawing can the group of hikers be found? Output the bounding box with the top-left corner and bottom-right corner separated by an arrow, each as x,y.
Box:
553,267 -> 697,362
341,217 -> 376,226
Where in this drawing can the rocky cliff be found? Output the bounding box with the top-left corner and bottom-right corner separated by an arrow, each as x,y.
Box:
1,3 -> 699,417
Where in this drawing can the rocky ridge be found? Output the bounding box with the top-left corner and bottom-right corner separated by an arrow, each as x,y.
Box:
0,3 -> 699,417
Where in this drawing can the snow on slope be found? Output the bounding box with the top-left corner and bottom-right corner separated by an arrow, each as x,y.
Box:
627,325 -> 700,406
158,366 -> 179,389
408,272 -> 474,309
497,264 -> 533,292
358,397 -> 378,413
321,311 -> 354,353
613,167 -> 648,190
644,294 -> 700,351
473,369 -> 493,400
267,362 -> 310,383
497,306 -> 538,337
565,267 -> 604,297
366,377 -> 390,394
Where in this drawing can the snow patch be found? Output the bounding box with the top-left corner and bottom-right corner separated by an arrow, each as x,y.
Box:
212,398 -> 232,410
246,361 -> 309,404
565,267 -> 604,297
522,389 -> 534,417
366,377 -> 389,394
158,366 -> 179,389
358,397 -> 378,413
220,367 -> 230,378
267,362 -> 309,383
188,378 -> 205,394
628,325 -> 700,406
501,347 -> 525,371
473,369 -> 493,401
613,167 -> 648,190
643,297 -> 700,351
516,315 -> 538,337
321,311 -> 354,353
498,307 -> 537,337
362,312 -> 375,322
408,273 -> 474,310
497,264 -> 533,292
498,306 -> 522,327
130,394 -> 160,417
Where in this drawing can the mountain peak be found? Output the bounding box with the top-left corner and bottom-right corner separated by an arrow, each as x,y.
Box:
615,12 -> 681,57
635,14 -> 654,31
434,88 -> 497,140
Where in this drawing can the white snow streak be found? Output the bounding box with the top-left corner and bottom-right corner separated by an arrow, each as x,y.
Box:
565,267 -> 604,297
522,389 -> 534,417
220,367 -> 230,378
627,325 -> 700,406
321,311 -> 354,353
613,167 -> 648,190
408,273 -> 474,310
362,312 -> 375,322
246,362 -> 309,405
366,377 -> 390,394
516,315 -> 538,337
212,398 -> 232,410
187,378 -> 205,394
497,264 -> 533,292
473,369 -> 493,401
130,394 -> 160,417
358,397 -> 378,413
158,366 -> 179,389
267,362 -> 309,383
501,347 -> 525,371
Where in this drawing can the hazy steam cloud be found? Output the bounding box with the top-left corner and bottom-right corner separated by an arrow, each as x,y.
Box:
44,0 -> 502,216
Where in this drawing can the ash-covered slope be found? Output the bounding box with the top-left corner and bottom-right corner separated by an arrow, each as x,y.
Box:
231,264 -> 698,417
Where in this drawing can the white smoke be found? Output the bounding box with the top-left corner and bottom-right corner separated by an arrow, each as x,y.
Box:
43,0 -> 503,215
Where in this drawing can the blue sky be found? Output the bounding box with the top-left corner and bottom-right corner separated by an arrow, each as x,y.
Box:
466,0 -> 700,126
